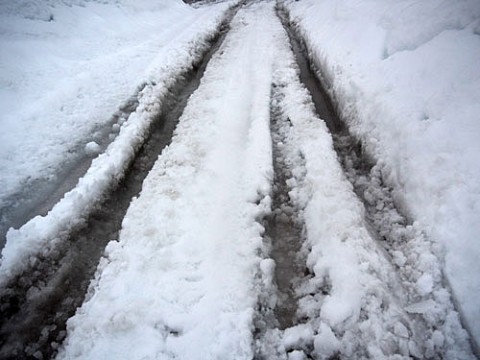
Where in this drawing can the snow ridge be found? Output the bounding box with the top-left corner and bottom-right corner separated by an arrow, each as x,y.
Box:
0,0 -> 238,284
283,0 -> 480,350
58,3 -> 279,358
260,4 -> 473,358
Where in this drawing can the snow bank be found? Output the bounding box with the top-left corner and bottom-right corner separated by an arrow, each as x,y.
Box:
58,3 -> 280,358
285,0 -> 480,349
0,0 -> 211,209
0,0 -> 237,281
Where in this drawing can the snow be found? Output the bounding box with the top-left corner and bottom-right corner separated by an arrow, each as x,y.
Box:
58,3 -> 280,358
0,0 -> 230,210
269,30 -> 472,357
0,0 -> 238,281
1,0 -> 478,357
284,0 -> 480,350
58,1 -> 475,358
84,141 -> 101,156
314,323 -> 341,358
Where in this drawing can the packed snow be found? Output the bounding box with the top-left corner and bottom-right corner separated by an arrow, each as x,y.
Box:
0,0 -> 237,280
284,0 -> 480,351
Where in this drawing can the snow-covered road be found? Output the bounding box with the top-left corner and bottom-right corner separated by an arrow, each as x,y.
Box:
0,0 -> 478,359
57,2 -> 474,359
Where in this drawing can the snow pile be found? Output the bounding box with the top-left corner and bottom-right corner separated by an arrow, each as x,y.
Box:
284,0 -> 480,349
0,0 -> 237,280
58,3 -> 280,358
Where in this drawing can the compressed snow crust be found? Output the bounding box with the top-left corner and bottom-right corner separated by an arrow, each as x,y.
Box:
285,0 -> 480,347
0,0 -> 237,281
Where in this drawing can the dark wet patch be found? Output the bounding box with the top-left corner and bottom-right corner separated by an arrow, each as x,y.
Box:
266,99 -> 305,330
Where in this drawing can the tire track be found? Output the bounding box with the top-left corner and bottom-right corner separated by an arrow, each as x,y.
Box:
255,84 -> 312,360
276,4 -> 474,358
0,5 -> 242,359
0,94 -> 139,250
265,87 -> 305,331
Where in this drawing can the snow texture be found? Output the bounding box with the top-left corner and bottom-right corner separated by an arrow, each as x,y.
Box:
0,0 -> 228,211
269,26 -> 472,359
58,3 -> 279,359
59,2 -> 475,358
284,0 -> 480,350
0,0 -> 237,281
2,0 -> 478,357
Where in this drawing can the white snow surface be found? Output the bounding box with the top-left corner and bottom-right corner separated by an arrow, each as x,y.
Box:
1,0 -> 477,357
284,0 -> 480,349
266,19 -> 472,358
58,3 -> 277,359
59,2 -> 474,359
0,0 -> 237,280
0,0 -> 230,208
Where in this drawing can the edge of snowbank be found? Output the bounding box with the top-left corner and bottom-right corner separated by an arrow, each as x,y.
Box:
282,0 -> 480,350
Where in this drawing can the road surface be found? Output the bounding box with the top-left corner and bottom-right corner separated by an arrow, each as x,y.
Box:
0,1 -> 475,359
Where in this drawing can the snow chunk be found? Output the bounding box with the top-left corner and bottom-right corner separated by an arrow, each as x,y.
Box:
394,322 -> 409,339
405,299 -> 436,314
416,273 -> 434,296
283,324 -> 314,351
84,141 -> 101,156
314,323 -> 340,358
288,350 -> 307,360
